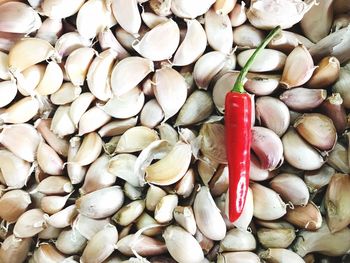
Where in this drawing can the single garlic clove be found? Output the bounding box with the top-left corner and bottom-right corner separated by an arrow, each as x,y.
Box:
113,200 -> 145,226
195,229 -> 215,255
13,209 -> 46,238
170,0 -> 215,19
45,204 -> 77,229
98,28 -> 130,59
320,93 -> 347,134
214,0 -> 236,15
41,0 -> 85,19
98,117 -> 137,138
108,153 -> 139,187
217,252 -> 260,263
50,82 -> 82,105
260,248 -> 305,263
280,45 -> 315,89
133,19 -> 180,61
51,105 -> 76,138
154,194 -> 178,223
250,153 -> 275,181
115,26 -> 140,51
32,243 -> 66,263
229,2 -> 247,27
325,173 -> 350,233
124,182 -> 143,201
0,2 -> 42,34
251,126 -> 283,170
78,106 -> 111,136
285,202 -> 322,231
0,50 -> 11,80
16,64 -> 45,96
251,182 -> 287,220
8,37 -> 56,73
308,56 -> 340,89
279,87 -> 327,112
0,80 -> 17,108
37,141 -> 64,175
327,142 -> 350,174
117,234 -> 167,257
55,32 -> 91,59
246,0 -> 315,29
72,213 -> 110,240
194,186 -> 226,240
102,87 -> 145,119
270,173 -> 309,206
69,92 -> 95,126
56,228 -> 87,255
197,157 -> 218,186
35,61 -> 63,96
136,213 -> 163,236
36,176 -> 73,195
0,234 -> 32,263
80,154 -> 116,194
40,193 -> 72,215
67,137 -> 87,185
76,186 -> 124,219
257,228 -> 296,249
141,12 -> 169,29
149,0 -> 172,16
0,189 -> 31,223
76,0 -> 117,39
0,123 -> 40,162
0,96 -> 39,124
205,8 -> 233,54
145,184 -> 167,212
0,149 -> 31,189
233,24 -> 265,48
304,165 -> 335,193
282,128 -> 324,170
173,206 -> 197,235
294,113 -> 337,152
81,224 -> 118,263
72,132 -> 102,166
174,168 -> 195,198
156,123 -> 179,145
35,18 -> 63,45
268,30 -> 308,54
209,165 -> 229,197
111,0 -> 141,35
163,226 -> 204,263
173,19 -> 207,66
140,99 -> 164,128
332,67 -> 350,109
255,96 -> 290,137
220,228 -> 256,253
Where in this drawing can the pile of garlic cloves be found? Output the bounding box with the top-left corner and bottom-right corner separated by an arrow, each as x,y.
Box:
0,0 -> 350,262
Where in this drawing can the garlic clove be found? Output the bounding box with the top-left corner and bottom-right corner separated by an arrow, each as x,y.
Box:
56,228 -> 87,255
145,184 -> 167,212
37,141 -> 64,175
78,106 -> 111,136
149,0 -> 172,16
257,228 -> 296,249
250,152 -> 275,181
101,87 -> 145,119
16,64 -> 45,96
260,248 -> 305,263
214,0 -> 236,15
32,243 -> 66,263
333,67 -> 350,109
194,186 -> 226,240
229,2 -> 247,27
108,153 -> 139,187
173,206 -> 197,235
0,80 -> 17,108
40,193 -> 71,215
170,0 -> 215,19
244,73 -> 281,96
220,228 -> 256,252
98,28 -> 130,59
35,18 -> 63,45
41,0 -> 85,19
113,200 -> 145,226
55,32 -> 92,60
72,214 -> 110,240
51,105 -> 77,138
35,61 -> 63,95
76,186 -> 124,219
141,12 -> 169,29
98,117 -> 137,137
282,128 -> 324,170
133,19 -> 180,61
233,24 -> 265,48
13,209 -> 46,238
69,92 -> 95,126
50,82 -> 82,105
0,189 -> 31,223
163,226 -> 204,263
140,99 -> 164,128
76,0 -> 117,39
111,0 -> 141,35
72,132 -> 102,166
0,96 -> 39,124
217,252 -> 260,263
0,235 -> 32,263
111,56 -> 153,97
304,165 -> 335,193
36,176 -> 73,195
308,56 -> 340,89
285,202 -> 322,231
46,204 -> 77,229
332,13 -> 350,32
251,182 -> 286,220
326,142 -> 350,174
156,123 -> 179,145
209,165 -> 229,197
67,136 -> 87,185
174,168 -> 195,198
136,213 -> 163,236
154,194 -> 178,223
205,8 -> 233,54
200,123 -> 227,164
124,182 -> 143,201
0,50 -> 11,80
279,87 -> 327,112
173,19 -> 207,66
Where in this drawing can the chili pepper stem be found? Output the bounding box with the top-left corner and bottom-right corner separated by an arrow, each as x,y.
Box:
232,26 -> 282,93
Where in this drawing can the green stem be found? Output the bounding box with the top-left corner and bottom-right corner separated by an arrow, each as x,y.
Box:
232,26 -> 282,93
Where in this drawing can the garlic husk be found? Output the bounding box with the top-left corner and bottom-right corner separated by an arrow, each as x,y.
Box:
37,141 -> 64,175
67,137 -> 87,185
98,117 -> 138,137
81,224 -> 118,263
76,186 -> 124,219
285,202 -> 322,231
98,28 -> 130,59
247,0 -> 315,29
205,9 -> 233,54
0,80 -> 17,108
40,193 -> 71,214
0,189 -> 31,223
293,220 -> 350,257
238,48 -> 286,72
8,37 -> 56,73
332,67 -> 350,109
300,0 -> 333,42
229,2 -> 247,27
304,165 -> 335,193
41,0 -> 85,19
111,56 -> 153,97
0,96 -> 39,124
72,132 -> 102,166
251,126 -> 283,170
111,0 -> 141,35
220,228 -> 256,252
308,56 -> 340,89
73,214 -> 110,240
279,88 -> 327,112
325,173 -> 350,233
50,82 -> 82,105
309,27 -> 350,64
280,45 -> 316,89
200,123 -> 227,164
32,243 -> 66,263
270,173 -> 309,206
173,19 -> 207,66
55,32 -> 91,59
36,176 -> 73,195
0,149 -> 31,189
78,106 -> 111,136
35,18 -> 63,45
80,154 -> 116,194
194,186 -> 226,240
153,66 -> 188,122
0,2 -> 41,34
0,235 -> 32,263
217,252 -> 260,263
257,228 -> 296,248
101,87 -> 145,119
294,113 -> 337,152
251,182 -> 286,220
0,124 -> 40,162
326,142 -> 350,174
255,96 -> 290,137
87,49 -> 117,101
69,92 -> 95,126
320,93 -> 346,134
113,200 -> 145,226
163,226 -> 204,263
133,19 -> 180,61
233,24 -> 264,48
51,105 -> 77,137
170,0 -> 215,19
140,99 -> 164,128
76,0 -> 117,39
56,228 -> 87,255
260,248 -> 305,263
13,208 -> 46,238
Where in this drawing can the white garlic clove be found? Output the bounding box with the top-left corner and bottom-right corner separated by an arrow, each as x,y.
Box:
145,184 -> 167,212
35,18 -> 63,45
112,200 -> 145,226
78,106 -> 111,136
67,137 -> 87,185
238,49 -> 286,72
13,209 -> 46,238
214,0 -> 236,15
16,64 -> 45,96
229,2 -> 247,27
40,193 -> 72,215
50,82 -> 82,105
51,105 -> 77,137
0,235 -> 32,263
0,80 -> 17,108
0,50 -> 11,80
55,32 -> 91,59
35,61 -> 63,95
141,12 -> 169,29
69,92 -> 95,126
36,176 -> 73,195
233,24 -> 265,48
140,99 -> 164,128
0,96 -> 39,124
32,243 -> 66,263
0,189 -> 31,223
56,228 -> 87,255
41,0 -> 86,19
46,204 -> 78,229
108,154 -> 139,187
98,28 -> 130,59
111,0 -> 141,35
220,228 -> 256,252
37,141 -> 64,175
72,132 -> 102,166
170,0 -> 215,19
173,206 -> 197,235
98,117 -> 138,137
260,248 -> 305,263
154,194 -> 178,223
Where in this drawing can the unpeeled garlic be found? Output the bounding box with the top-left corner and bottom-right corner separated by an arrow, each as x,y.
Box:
257,228 -> 296,248
0,235 -> 32,263
307,56 -> 340,89
113,200 -> 145,226
67,137 -> 87,185
304,165 -> 335,193
0,189 -> 31,223
170,0 -> 215,19
40,193 -> 72,214
111,0 -> 141,35
72,214 -> 110,240
50,82 -> 82,105
78,106 -> 111,136
233,24 -> 265,48
108,154 -> 139,186
41,0 -> 86,19
36,176 -> 73,195
98,117 -> 137,137
37,141 -> 64,175
46,204 -> 77,229
32,243 -> 66,263
141,12 -> 169,29
98,28 -> 130,59
327,142 -> 350,174
238,49 -> 286,72
140,99 -> 164,128
16,64 -> 45,96
56,228 -> 87,255
13,209 -> 46,238
51,105 -> 77,137
285,202 -> 322,230
217,252 -> 260,263
229,2 -> 247,27
0,80 -> 17,108
0,96 -> 39,124
72,132 -> 102,166
35,18 -> 63,45
55,32 -> 91,59
260,248 -> 305,263
220,228 -> 256,252
69,92 -> 95,126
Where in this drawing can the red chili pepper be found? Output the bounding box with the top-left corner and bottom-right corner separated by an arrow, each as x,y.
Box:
225,26 -> 281,222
